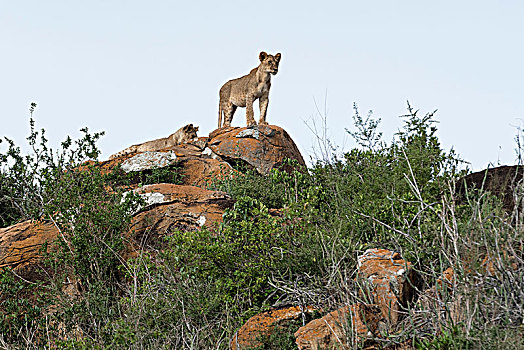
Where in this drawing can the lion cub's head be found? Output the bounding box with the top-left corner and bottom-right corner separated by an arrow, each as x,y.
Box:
259,51 -> 281,75
182,124 -> 199,140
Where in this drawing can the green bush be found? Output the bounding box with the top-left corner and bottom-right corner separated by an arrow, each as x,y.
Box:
0,103 -> 104,227
0,268 -> 49,347
0,106 -> 141,346
41,165 -> 141,342
169,197 -> 290,315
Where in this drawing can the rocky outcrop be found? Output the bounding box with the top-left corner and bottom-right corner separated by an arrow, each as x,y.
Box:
230,306 -> 315,350
100,125 -> 305,188
0,124 -> 306,280
357,248 -> 422,325
209,125 -> 306,175
295,304 -> 383,349
99,142 -> 234,188
0,184 -> 233,279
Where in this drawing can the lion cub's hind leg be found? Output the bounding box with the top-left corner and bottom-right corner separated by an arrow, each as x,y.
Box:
223,103 -> 237,127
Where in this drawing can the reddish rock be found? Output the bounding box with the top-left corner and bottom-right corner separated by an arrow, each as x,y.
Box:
0,220 -> 58,279
357,249 -> 422,325
208,125 -> 306,175
438,267 -> 454,290
128,184 -> 234,252
230,306 -> 315,350
133,183 -> 229,203
177,156 -> 235,187
295,304 -> 383,349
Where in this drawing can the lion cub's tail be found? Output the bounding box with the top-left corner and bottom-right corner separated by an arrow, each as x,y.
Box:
218,103 -> 223,129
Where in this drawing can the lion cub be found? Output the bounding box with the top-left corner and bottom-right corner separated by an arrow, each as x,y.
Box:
109,124 -> 199,160
218,51 -> 281,128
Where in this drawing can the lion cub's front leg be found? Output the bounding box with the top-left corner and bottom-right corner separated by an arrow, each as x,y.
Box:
245,94 -> 257,127
258,92 -> 269,125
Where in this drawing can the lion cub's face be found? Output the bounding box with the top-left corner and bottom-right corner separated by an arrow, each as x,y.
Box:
183,124 -> 199,140
259,51 -> 281,75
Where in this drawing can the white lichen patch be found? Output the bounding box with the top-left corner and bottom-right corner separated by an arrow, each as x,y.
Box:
140,192 -> 166,206
197,215 -> 206,227
235,128 -> 260,140
120,151 -> 178,173
202,147 -> 219,159
121,190 -> 167,214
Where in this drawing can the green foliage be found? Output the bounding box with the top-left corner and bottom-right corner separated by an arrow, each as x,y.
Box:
108,252 -> 231,348
41,165 -> 141,341
0,268 -> 48,346
0,103 -> 104,227
414,324 -> 524,350
210,159 -> 314,210
251,319 -> 308,350
345,102 -> 383,151
170,197 -> 289,313
415,325 -> 474,349
0,106 -> 140,346
305,102 -> 464,264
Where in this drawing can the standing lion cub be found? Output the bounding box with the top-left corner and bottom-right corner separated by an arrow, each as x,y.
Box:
109,124 -> 199,160
218,51 -> 281,128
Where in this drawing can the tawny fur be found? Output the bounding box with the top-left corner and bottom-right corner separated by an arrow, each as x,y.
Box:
109,124 -> 199,160
218,51 -> 281,128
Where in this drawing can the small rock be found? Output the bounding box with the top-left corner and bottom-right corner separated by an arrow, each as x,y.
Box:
357,248 -> 422,325
295,303 -> 383,349
230,306 -> 315,350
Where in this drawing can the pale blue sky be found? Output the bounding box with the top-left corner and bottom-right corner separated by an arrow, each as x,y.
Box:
1,1 -> 523,170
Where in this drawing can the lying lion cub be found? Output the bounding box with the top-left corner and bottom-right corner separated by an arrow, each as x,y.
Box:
109,124 -> 199,160
218,51 -> 281,128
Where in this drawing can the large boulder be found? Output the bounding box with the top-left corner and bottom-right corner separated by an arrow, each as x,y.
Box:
127,184 -> 233,252
0,220 -> 58,280
101,125 -> 305,185
357,248 -> 422,325
457,165 -> 523,212
208,125 -> 306,175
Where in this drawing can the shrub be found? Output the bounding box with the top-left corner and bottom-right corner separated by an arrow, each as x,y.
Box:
0,105 -> 141,346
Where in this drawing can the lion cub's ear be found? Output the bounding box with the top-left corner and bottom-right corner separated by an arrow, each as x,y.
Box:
183,124 -> 192,131
259,51 -> 268,62
195,126 -> 199,132
275,53 -> 281,62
